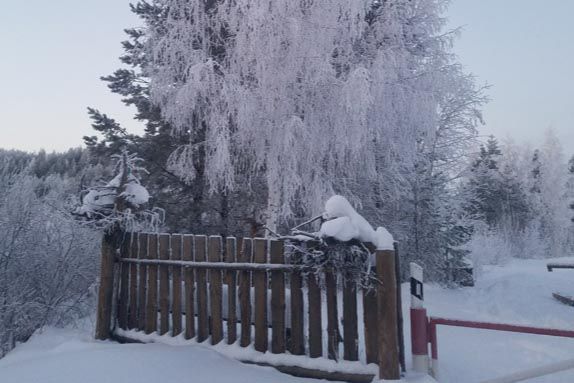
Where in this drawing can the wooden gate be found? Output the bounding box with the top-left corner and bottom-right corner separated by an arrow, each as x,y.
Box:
95,232 -> 402,381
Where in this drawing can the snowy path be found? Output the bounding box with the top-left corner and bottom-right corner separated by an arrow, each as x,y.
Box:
404,257 -> 574,383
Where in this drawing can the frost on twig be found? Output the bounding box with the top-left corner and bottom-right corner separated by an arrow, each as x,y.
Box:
73,149 -> 163,232
277,195 -> 394,289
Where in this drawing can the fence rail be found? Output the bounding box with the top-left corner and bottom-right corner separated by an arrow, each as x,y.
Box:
95,232 -> 401,381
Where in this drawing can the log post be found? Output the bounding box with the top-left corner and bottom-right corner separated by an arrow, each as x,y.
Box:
394,243 -> 406,373
95,233 -> 118,340
376,249 -> 400,380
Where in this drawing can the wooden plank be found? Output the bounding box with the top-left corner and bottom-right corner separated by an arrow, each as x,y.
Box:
117,235 -> 130,330
289,248 -> 305,355
326,268 -> 339,361
394,242 -> 406,373
171,234 -> 183,336
362,287 -> 378,364
553,292 -> 574,306
253,238 -> 268,352
308,272 -> 322,358
128,233 -> 139,330
183,235 -> 195,339
119,258 -> 303,272
195,235 -> 209,342
137,234 -> 148,331
376,250 -> 400,380
270,240 -> 286,354
239,238 -> 252,347
209,236 -> 224,345
225,237 -> 237,344
145,234 -> 159,334
241,361 -> 375,383
343,273 -> 358,361
159,234 -> 171,335
95,233 -> 117,340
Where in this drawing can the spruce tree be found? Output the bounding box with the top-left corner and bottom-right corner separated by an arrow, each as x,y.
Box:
466,136 -> 529,231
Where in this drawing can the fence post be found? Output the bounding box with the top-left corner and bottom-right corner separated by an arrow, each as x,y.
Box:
394,243 -> 406,373
95,232 -> 117,340
376,249 -> 401,380
409,262 -> 429,374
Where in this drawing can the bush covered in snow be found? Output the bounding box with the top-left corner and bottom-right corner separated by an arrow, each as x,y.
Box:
0,165 -> 99,358
75,150 -> 162,232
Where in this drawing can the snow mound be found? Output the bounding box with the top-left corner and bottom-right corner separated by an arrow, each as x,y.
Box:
122,182 -> 150,206
76,174 -> 150,217
320,195 -> 394,250
0,327 -> 313,383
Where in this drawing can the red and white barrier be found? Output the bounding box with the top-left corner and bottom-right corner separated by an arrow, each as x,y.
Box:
409,262 -> 430,375
408,264 -> 574,380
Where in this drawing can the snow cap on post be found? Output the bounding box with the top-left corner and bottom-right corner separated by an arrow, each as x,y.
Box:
319,195 -> 394,250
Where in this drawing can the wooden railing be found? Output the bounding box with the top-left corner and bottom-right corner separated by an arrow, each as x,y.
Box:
95,232 -> 401,381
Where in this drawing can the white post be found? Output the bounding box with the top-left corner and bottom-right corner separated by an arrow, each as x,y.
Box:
409,262 -> 430,374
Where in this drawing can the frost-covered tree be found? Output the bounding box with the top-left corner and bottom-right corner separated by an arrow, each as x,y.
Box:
0,163 -> 99,357
528,130 -> 571,257
567,155 -> 574,223
404,140 -> 474,280
85,2 -> 267,236
146,0 -> 486,234
466,136 -> 505,227
463,132 -> 573,263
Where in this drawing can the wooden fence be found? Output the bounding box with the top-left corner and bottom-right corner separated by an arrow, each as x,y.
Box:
95,232 -> 402,381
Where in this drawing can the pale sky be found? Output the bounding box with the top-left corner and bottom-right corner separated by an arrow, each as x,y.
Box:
0,1 -> 573,155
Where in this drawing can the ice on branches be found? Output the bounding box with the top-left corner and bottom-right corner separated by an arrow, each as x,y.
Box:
74,150 -> 162,232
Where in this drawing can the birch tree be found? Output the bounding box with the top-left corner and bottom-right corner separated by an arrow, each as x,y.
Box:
145,0 -> 485,234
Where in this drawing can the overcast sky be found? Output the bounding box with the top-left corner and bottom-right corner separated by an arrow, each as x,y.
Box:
0,1 -> 572,155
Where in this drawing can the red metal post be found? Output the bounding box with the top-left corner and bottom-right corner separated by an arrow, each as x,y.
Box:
410,308 -> 429,365
409,262 -> 429,374
429,320 -> 438,378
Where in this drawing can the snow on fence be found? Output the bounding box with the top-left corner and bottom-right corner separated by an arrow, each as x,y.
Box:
95,232 -> 403,382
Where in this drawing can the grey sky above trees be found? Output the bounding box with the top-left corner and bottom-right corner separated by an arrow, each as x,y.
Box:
0,0 -> 572,154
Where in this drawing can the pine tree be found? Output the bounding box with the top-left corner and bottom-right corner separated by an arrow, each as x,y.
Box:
466,136 -> 530,231
467,136 -> 503,227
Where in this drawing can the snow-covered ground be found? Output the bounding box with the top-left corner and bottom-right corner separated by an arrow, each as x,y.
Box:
407,257 -> 574,383
0,324 -> 316,383
0,257 -> 572,383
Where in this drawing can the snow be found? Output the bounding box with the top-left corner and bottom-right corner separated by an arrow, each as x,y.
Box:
2,257 -> 573,383
319,216 -> 359,242
122,182 -> 150,206
404,257 -> 574,383
115,328 -> 378,375
0,324 -> 427,383
320,195 -> 395,250
77,188 -> 115,216
0,326 -> 312,383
